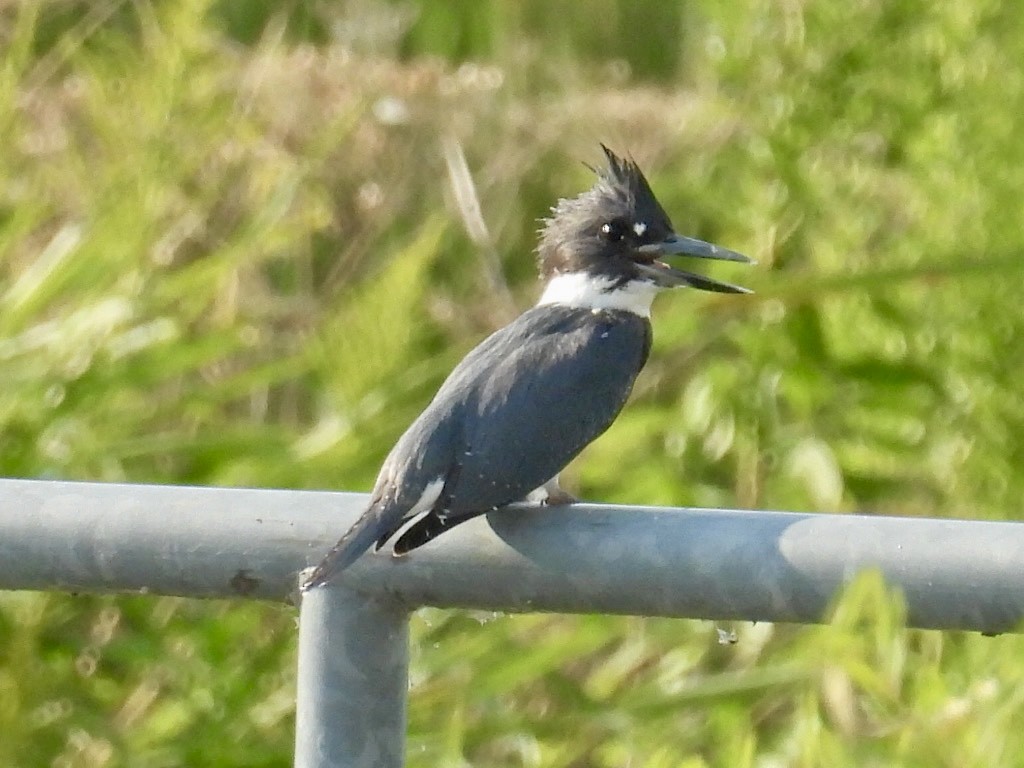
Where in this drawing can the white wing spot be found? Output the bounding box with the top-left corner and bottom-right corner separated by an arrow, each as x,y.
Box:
633,221 -> 647,237
408,478 -> 445,516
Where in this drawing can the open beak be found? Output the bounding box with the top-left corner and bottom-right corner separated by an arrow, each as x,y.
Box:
635,234 -> 754,293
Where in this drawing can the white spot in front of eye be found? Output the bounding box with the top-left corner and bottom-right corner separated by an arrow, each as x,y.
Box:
633,221 -> 647,237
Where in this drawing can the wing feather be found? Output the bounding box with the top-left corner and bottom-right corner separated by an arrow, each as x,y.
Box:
393,305 -> 650,551
304,304 -> 651,587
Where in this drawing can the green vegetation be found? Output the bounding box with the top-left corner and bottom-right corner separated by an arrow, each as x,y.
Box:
3,0 -> 1024,764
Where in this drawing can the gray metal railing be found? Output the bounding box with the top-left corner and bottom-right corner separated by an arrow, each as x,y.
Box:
2,478 -> 1023,767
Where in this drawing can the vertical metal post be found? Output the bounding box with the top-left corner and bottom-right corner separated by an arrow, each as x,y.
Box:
295,582 -> 409,768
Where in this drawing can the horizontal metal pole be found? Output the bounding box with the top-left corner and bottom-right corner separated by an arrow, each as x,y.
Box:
1,479 -> 1022,633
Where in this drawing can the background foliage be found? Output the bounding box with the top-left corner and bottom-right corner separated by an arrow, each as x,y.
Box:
2,0 -> 1024,765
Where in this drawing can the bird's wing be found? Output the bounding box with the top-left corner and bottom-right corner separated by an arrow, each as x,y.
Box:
448,305 -> 650,513
302,305 -> 650,588
392,305 -> 651,552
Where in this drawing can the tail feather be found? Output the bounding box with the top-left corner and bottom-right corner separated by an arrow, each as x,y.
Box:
302,476 -> 451,590
392,508 -> 486,555
301,508 -> 390,590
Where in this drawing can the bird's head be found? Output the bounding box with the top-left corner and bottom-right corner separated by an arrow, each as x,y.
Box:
536,146 -> 752,306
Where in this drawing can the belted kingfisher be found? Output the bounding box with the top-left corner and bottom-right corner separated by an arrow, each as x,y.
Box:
302,146 -> 752,590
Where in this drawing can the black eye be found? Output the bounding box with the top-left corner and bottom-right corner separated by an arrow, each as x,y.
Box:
600,221 -> 626,242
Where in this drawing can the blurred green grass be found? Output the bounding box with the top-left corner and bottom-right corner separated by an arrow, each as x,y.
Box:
3,0 -> 1024,765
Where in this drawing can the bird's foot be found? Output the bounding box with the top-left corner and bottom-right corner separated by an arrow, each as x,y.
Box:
541,487 -> 578,506
525,476 -> 578,506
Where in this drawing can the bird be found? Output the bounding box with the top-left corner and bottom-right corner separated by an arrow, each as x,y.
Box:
302,145 -> 752,590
